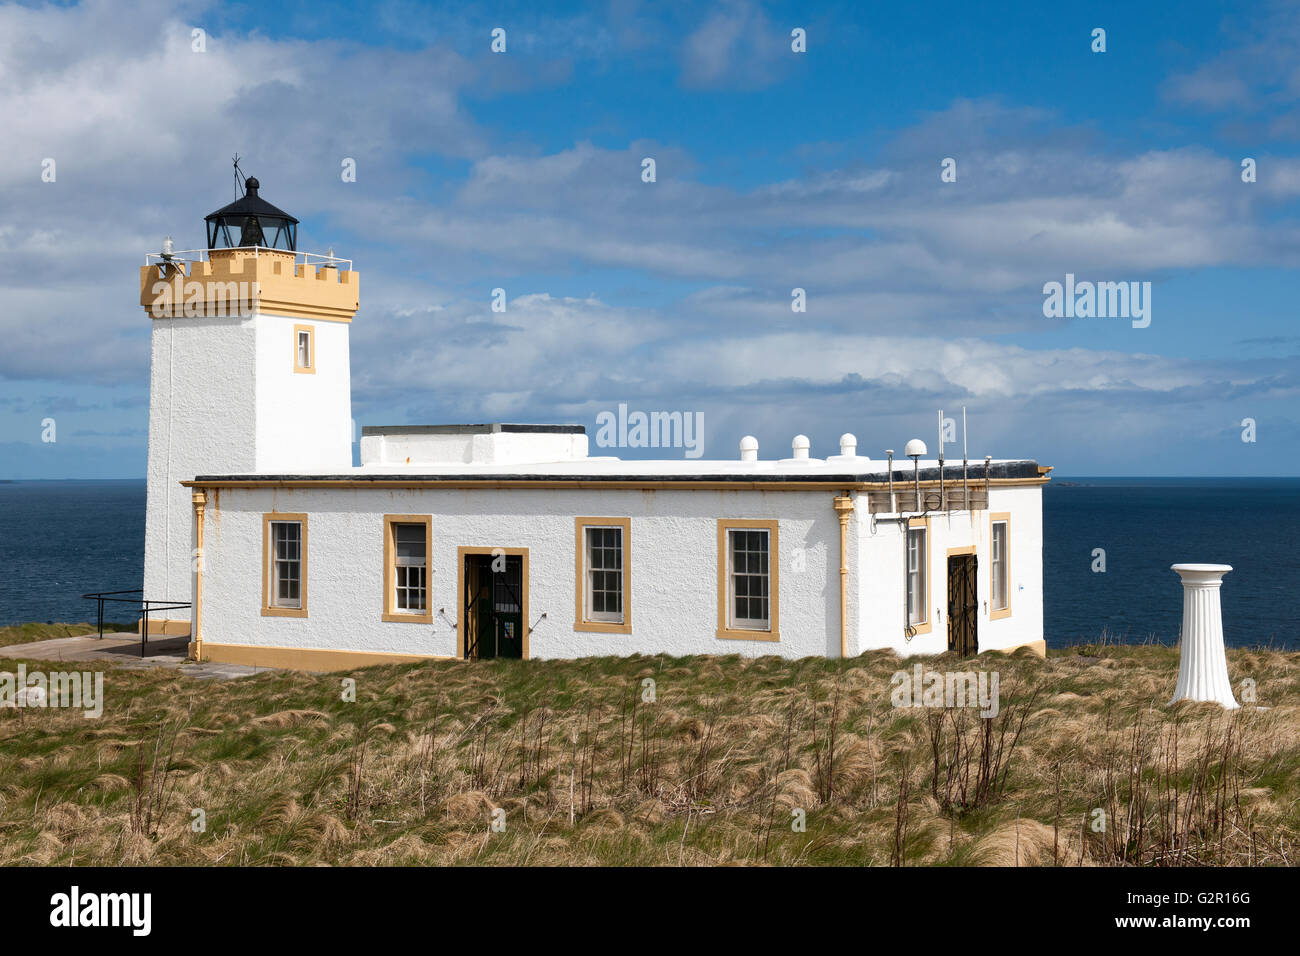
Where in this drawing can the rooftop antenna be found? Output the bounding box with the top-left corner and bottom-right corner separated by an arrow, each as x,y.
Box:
885,449 -> 895,511
938,409 -> 946,512
962,407 -> 969,511
905,438 -> 927,513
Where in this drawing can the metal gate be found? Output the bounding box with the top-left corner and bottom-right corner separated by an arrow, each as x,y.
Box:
947,553 -> 979,656
463,554 -> 524,660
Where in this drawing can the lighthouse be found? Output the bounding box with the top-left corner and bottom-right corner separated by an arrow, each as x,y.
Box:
138,178 -> 359,635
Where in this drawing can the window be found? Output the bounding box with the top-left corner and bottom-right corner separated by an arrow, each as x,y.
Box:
905,518 -> 931,634
293,324 -> 315,373
716,519 -> 779,640
383,515 -> 433,623
990,513 -> 1011,619
262,513 -> 308,617
574,517 -> 631,633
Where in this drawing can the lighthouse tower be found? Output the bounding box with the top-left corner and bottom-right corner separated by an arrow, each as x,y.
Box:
138,178 -> 359,633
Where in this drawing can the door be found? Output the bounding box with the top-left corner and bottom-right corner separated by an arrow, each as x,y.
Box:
947,553 -> 979,656
463,553 -> 524,660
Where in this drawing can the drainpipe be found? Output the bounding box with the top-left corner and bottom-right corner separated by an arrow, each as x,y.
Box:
833,493 -> 855,659
191,490 -> 206,662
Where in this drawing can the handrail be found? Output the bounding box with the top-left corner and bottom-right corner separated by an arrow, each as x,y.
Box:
81,590 -> 192,658
144,247 -> 353,271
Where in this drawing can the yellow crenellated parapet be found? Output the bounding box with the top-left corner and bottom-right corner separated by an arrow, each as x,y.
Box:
139,249 -> 359,322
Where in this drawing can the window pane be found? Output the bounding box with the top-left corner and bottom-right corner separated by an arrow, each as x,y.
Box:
992,522 -> 1008,610
728,527 -> 770,628
584,526 -> 624,623
270,521 -> 302,609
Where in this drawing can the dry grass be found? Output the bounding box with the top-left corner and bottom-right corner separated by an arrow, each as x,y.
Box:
0,639 -> 1296,866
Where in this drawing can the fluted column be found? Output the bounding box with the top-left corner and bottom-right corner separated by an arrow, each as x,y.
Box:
1169,564 -> 1238,709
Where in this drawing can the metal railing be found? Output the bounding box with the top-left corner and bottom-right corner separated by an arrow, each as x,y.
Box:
81,590 -> 193,658
144,246 -> 353,271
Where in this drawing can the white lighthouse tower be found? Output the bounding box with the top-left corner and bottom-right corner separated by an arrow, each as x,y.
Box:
138,177 -> 359,635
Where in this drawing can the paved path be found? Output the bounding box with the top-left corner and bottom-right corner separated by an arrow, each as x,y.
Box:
0,632 -> 266,680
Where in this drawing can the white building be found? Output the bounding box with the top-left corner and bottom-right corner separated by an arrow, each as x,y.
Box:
140,180 -> 1050,671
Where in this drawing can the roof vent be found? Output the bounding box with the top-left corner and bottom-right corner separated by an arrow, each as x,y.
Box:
792,434 -> 810,460
739,435 -> 759,462
839,433 -> 857,457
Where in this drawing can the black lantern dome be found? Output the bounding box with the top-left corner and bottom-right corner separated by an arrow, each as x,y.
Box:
204,177 -> 298,251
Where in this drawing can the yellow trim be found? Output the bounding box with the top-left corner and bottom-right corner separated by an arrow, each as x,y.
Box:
184,476 -> 1051,492
455,546 -> 530,660
574,517 -> 632,634
906,517 -> 932,636
293,324 -> 316,374
262,512 -> 308,618
136,618 -> 191,638
190,641 -> 453,672
192,491 -> 206,659
716,519 -> 780,642
382,515 -> 433,624
833,495 -> 855,658
140,250 -> 359,323
990,512 -> 1012,620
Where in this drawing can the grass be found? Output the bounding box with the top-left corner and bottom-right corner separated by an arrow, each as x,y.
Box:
0,622 -> 132,648
0,636 -> 1297,866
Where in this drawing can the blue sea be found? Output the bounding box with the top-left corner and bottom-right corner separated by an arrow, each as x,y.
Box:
0,478 -> 1296,648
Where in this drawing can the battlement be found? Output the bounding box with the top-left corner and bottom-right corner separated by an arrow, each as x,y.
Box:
139,249 -> 359,322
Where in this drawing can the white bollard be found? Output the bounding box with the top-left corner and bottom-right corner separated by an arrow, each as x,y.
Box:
1169,564 -> 1238,709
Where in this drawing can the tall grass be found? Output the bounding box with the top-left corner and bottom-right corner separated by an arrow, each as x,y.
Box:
0,642 -> 1296,866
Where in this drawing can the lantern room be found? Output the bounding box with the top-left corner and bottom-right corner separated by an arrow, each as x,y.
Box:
204,177 -> 298,251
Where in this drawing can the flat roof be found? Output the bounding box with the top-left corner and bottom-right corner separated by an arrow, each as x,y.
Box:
193,459 -> 1044,484
361,423 -> 586,436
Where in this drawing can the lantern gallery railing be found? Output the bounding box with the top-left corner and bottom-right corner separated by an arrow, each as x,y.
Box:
144,246 -> 353,272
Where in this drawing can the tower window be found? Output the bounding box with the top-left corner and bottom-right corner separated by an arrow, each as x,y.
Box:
294,325 -> 315,374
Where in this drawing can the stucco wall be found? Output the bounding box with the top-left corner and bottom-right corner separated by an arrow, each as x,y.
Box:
144,312 -> 352,614
198,486 -> 846,660
254,315 -> 352,472
855,485 -> 1044,656
144,316 -> 256,609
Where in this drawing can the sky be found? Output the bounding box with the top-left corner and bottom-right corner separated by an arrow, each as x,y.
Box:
0,0 -> 1297,478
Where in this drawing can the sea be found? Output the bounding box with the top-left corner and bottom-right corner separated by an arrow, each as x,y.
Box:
0,477 -> 1295,649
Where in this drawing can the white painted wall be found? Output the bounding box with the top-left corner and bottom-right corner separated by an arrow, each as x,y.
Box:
254,315 -> 352,472
144,316 -> 256,609
194,483 -> 1043,660
199,486 -> 844,659
854,486 -> 1044,656
144,312 -> 352,615
360,429 -> 588,466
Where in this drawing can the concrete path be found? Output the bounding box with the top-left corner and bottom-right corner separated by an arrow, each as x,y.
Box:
0,632 -> 266,680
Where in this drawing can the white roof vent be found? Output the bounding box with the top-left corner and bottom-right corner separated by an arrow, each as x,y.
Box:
739,435 -> 759,462
839,433 -> 857,457
791,434 -> 810,460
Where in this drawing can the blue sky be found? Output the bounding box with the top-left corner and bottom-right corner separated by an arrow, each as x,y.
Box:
0,0 -> 1297,478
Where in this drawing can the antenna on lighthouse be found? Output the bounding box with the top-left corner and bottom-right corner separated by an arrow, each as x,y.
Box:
232,153 -> 247,199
